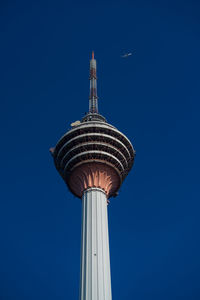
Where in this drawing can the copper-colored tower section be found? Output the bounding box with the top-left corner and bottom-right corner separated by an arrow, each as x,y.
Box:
69,163 -> 120,198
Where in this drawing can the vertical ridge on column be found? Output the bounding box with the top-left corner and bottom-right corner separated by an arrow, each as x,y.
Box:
79,192 -> 85,300
100,190 -> 106,300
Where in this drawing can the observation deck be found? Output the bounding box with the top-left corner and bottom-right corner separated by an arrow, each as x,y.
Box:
52,114 -> 135,198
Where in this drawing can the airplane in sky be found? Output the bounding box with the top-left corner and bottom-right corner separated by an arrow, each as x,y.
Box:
121,50 -> 136,58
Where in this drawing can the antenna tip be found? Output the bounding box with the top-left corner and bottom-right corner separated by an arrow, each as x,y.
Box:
92,51 -> 94,59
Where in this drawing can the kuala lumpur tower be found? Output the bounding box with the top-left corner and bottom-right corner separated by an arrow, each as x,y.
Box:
50,52 -> 135,300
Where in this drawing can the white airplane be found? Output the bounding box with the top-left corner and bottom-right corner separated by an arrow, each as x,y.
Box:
121,53 -> 132,58
121,50 -> 136,58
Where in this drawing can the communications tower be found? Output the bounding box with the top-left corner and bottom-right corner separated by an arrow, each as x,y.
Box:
50,52 -> 135,300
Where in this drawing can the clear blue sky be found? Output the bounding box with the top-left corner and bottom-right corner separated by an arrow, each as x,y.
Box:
1,0 -> 200,299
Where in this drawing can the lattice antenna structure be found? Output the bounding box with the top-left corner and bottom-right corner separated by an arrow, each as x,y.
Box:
89,51 -> 98,113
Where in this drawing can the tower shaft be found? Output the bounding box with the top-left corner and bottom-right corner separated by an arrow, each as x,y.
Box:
80,188 -> 112,300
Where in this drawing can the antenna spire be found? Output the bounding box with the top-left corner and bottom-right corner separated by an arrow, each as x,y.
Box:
89,51 -> 98,113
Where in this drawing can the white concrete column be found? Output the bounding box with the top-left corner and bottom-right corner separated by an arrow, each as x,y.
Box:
79,188 -> 112,300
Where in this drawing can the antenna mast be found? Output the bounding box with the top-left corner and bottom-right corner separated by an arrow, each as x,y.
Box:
89,51 -> 98,113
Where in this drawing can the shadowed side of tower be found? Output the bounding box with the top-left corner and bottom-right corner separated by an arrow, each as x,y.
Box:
51,53 -> 135,300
